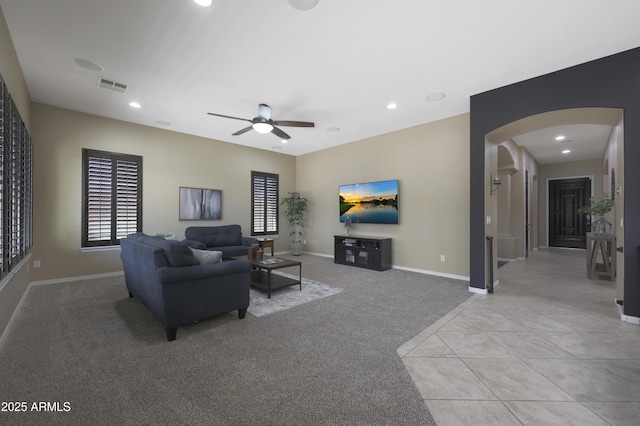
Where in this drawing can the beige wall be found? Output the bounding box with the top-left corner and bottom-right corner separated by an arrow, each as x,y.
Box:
495,141 -> 541,260
604,120 -> 624,300
296,113 -> 470,279
523,148 -> 540,251
30,103 -> 297,282
538,159 -> 602,247
0,7 -> 29,129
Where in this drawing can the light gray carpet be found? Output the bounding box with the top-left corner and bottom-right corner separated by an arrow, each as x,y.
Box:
0,254 -> 471,425
248,272 -> 343,317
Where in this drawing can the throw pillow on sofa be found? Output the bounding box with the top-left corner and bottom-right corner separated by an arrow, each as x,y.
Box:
191,248 -> 223,264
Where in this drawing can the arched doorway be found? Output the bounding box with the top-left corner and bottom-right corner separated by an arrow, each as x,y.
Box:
470,47 -> 639,321
485,108 -> 623,299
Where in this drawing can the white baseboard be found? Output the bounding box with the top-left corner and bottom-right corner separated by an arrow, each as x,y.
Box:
616,300 -> 640,325
300,251 -> 333,259
303,252 -> 470,282
0,281 -> 31,351
30,271 -> 124,287
392,265 -> 470,282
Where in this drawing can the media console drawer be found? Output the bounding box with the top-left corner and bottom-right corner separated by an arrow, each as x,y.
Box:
333,235 -> 391,271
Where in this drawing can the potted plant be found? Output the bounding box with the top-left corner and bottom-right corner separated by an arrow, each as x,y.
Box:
578,193 -> 614,235
281,191 -> 309,255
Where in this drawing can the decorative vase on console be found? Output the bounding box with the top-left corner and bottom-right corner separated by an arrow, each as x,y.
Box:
592,216 -> 611,236
578,193 -> 614,236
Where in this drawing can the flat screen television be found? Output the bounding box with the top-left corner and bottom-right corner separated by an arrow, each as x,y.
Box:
339,179 -> 399,224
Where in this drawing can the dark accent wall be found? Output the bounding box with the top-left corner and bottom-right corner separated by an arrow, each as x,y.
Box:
470,47 -> 640,317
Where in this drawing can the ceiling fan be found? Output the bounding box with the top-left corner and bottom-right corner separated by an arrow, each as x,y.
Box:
207,104 -> 314,140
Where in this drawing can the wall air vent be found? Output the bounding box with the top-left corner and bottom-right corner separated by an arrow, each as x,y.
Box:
97,77 -> 128,93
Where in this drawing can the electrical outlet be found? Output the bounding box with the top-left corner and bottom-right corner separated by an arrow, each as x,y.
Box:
303,240 -> 307,245
34,260 -> 41,268
440,255 -> 445,262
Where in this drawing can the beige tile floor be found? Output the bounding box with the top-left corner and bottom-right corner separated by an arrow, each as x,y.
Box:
398,248 -> 640,426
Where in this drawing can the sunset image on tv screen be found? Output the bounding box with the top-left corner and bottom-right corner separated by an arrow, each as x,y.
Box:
339,179 -> 398,224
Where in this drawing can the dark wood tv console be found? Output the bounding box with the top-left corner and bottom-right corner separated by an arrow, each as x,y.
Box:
334,235 -> 391,271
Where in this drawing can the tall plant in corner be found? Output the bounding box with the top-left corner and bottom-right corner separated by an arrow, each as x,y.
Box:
281,191 -> 309,256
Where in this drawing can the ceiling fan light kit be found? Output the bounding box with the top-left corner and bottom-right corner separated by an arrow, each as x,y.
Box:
253,122 -> 273,134
207,103 -> 314,141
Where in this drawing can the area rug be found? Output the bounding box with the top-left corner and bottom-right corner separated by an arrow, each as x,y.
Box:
247,272 -> 343,317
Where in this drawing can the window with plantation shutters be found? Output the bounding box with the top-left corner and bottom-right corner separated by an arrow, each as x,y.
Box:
82,149 -> 142,247
0,75 -> 33,278
251,171 -> 278,236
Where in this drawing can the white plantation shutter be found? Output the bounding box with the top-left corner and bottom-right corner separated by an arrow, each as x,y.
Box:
116,159 -> 139,239
87,156 -> 112,242
9,112 -> 21,260
83,149 -> 142,247
265,176 -> 278,233
252,174 -> 265,233
251,171 -> 278,235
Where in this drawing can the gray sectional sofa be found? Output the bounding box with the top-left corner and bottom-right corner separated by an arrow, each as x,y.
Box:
183,224 -> 259,258
120,233 -> 252,341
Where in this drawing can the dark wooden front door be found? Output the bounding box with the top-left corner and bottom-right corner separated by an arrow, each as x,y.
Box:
549,178 -> 590,249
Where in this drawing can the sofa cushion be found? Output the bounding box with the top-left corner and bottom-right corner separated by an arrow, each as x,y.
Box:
183,239 -> 207,250
157,240 -> 198,267
126,233 -> 197,267
191,249 -> 222,264
185,225 -> 242,247
216,246 -> 252,258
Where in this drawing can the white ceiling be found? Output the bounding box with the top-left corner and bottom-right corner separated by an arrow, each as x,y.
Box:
1,0 -> 638,158
513,124 -> 613,165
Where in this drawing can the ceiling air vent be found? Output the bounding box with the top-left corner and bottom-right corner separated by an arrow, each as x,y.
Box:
97,77 -> 128,93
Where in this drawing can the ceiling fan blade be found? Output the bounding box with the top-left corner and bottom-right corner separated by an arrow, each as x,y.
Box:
271,126 -> 291,140
207,112 -> 252,123
273,120 -> 315,128
233,126 -> 254,136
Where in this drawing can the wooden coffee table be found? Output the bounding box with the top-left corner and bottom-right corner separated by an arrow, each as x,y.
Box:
234,256 -> 302,298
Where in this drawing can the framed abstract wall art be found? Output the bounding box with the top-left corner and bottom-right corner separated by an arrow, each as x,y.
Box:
179,187 -> 222,220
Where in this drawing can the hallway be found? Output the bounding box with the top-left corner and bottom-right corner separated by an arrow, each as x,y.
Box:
399,248 -> 640,425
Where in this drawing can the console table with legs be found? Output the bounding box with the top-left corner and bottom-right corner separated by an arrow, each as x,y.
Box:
586,233 -> 616,281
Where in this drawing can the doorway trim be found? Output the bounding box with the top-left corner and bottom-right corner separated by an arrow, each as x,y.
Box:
545,175 -> 594,247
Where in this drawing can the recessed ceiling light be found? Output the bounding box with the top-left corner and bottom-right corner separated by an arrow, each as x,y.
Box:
426,92 -> 446,101
155,120 -> 171,126
387,103 -> 398,110
287,0 -> 319,11
129,102 -> 141,109
327,127 -> 340,132
74,58 -> 104,72
281,139 -> 288,144
555,135 -> 566,141
193,0 -> 212,6
562,149 -> 571,154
